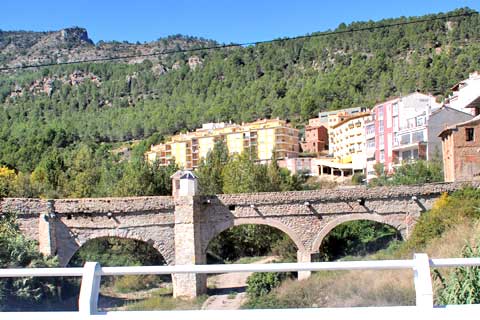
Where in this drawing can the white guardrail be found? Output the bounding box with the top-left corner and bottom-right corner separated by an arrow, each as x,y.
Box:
1,253 -> 480,320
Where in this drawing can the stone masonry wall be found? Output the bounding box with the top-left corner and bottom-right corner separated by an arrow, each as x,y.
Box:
200,182 -> 479,253
2,182 -> 478,266
1,196 -> 176,266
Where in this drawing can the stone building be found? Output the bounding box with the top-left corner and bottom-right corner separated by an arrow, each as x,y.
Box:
439,115 -> 480,182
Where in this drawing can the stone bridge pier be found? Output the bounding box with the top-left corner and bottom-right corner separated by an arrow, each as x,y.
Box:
1,176 -> 475,299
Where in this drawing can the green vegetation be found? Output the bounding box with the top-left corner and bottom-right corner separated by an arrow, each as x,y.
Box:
69,237 -> 166,267
208,225 -> 296,262
435,242 -> 480,305
246,272 -> 287,298
197,142 -> 306,195
0,213 -> 65,311
369,160 -> 444,187
0,9 -> 479,197
398,187 -> 480,255
319,221 -> 400,261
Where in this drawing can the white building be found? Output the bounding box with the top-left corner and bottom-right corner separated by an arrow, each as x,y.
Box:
446,71 -> 480,117
365,92 -> 441,179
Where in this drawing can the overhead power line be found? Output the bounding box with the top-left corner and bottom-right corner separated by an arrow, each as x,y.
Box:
0,11 -> 478,72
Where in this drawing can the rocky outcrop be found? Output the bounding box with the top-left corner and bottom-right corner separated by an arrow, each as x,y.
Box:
8,70 -> 101,99
0,28 -> 217,73
60,27 -> 93,45
172,61 -> 182,70
152,64 -> 168,75
188,55 -> 203,70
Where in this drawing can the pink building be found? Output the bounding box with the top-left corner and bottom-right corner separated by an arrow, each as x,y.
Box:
365,92 -> 441,180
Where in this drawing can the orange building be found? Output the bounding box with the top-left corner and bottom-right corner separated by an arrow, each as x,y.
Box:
301,118 -> 328,154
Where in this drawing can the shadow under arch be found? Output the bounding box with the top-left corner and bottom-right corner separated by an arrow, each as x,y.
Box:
311,213 -> 405,253
60,228 -> 173,267
203,217 -> 306,255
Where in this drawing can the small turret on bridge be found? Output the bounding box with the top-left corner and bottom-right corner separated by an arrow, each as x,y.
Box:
1,180 -> 477,298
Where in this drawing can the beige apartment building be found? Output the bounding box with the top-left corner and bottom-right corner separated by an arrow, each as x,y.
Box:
145,119 -> 299,170
314,112 -> 371,178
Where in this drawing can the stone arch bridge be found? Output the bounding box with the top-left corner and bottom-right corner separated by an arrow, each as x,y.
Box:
1,182 -> 475,297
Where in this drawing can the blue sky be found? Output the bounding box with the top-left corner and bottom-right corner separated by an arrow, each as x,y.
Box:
2,1 -> 479,44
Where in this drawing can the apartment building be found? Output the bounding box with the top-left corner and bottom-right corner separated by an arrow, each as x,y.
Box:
321,107 -> 367,154
145,119 -> 299,169
446,71 -> 480,117
315,112 -> 371,178
365,92 -> 441,177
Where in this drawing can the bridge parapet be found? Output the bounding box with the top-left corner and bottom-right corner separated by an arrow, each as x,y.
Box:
1,196 -> 175,215
212,182 -> 479,205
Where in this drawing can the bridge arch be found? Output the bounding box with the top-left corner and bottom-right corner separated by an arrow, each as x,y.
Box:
203,217 -> 306,254
59,228 -> 174,267
311,213 -> 406,253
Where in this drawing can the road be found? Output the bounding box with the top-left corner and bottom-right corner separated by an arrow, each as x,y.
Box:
201,256 -> 276,310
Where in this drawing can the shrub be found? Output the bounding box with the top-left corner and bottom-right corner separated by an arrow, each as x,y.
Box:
0,213 -> 64,310
399,188 -> 480,254
246,272 -> 286,298
351,173 -> 365,185
434,242 -> 480,305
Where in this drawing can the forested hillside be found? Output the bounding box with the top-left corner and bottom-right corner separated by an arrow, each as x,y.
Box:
0,8 -> 479,198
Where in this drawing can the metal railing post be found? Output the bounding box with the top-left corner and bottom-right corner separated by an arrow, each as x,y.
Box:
413,253 -> 433,308
78,262 -> 102,315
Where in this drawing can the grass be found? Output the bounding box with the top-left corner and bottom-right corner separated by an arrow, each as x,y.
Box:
113,274 -> 167,293
227,292 -> 238,299
125,289 -> 208,311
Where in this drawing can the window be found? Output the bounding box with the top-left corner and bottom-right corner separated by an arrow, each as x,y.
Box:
412,131 -> 424,143
379,134 -> 384,149
412,149 -> 419,159
393,116 -> 399,132
416,116 -> 425,127
367,138 -> 375,149
400,134 -> 411,145
366,125 -> 375,135
379,120 -> 384,133
407,118 -> 415,128
378,107 -> 384,120
402,150 -> 411,161
466,128 -> 475,142
380,150 -> 385,162
392,103 -> 399,116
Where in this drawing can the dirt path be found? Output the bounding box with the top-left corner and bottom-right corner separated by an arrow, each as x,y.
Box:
201,256 -> 277,310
